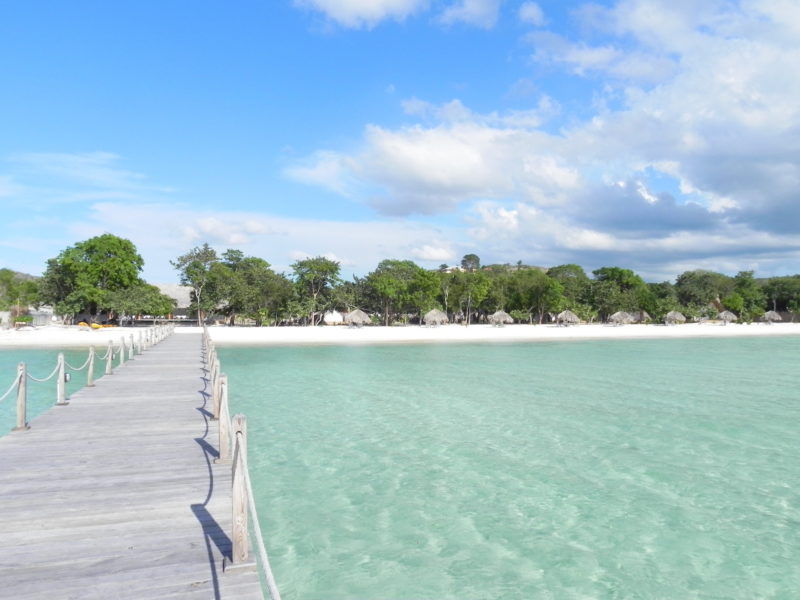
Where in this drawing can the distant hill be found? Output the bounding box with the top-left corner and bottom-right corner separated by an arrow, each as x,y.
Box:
0,269 -> 38,281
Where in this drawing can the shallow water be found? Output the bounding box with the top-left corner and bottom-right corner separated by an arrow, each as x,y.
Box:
0,348 -> 97,433
221,337 -> 800,599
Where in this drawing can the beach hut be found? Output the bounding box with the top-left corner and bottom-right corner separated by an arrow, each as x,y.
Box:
556,310 -> 580,326
608,311 -> 634,325
323,310 -> 344,325
718,310 -> 737,325
762,310 -> 782,324
632,310 -> 652,323
423,309 -> 449,327
344,309 -> 371,328
488,310 -> 514,327
664,310 -> 686,325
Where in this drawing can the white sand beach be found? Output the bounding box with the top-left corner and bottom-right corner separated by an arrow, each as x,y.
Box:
1,321 -> 798,348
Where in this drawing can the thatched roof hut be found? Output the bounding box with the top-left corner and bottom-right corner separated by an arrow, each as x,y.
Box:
608,311 -> 634,325
488,310 -> 514,327
718,310 -> 737,324
664,310 -> 686,325
556,310 -> 580,326
344,309 -> 371,328
423,309 -> 449,327
632,310 -> 652,323
762,310 -> 782,323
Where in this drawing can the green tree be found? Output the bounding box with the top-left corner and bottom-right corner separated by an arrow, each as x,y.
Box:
291,256 -> 341,325
171,243 -> 220,323
731,270 -> 766,321
591,267 -> 648,320
509,269 -> 564,324
106,283 -> 177,319
453,271 -> 491,326
39,234 -> 144,322
547,264 -> 591,307
365,260 -> 421,326
762,275 -> 800,312
0,269 -> 39,315
675,270 -> 734,308
460,253 -> 481,272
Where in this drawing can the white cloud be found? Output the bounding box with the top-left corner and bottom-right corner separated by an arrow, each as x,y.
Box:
438,0 -> 502,29
410,244 -> 455,262
62,202 -> 464,281
293,0 -> 427,28
518,2 -> 545,26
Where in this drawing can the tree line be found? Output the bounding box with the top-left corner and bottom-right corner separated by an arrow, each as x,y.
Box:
6,234 -> 800,325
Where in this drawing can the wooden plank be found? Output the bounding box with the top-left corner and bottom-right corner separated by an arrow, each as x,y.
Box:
0,332 -> 264,600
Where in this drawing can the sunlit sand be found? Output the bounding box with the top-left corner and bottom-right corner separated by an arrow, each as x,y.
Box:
3,321 -> 796,348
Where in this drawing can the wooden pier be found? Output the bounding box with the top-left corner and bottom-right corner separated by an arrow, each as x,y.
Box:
0,332 -> 265,599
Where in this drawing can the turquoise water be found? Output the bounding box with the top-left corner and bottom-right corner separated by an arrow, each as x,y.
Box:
0,348 -> 106,434
222,337 -> 800,599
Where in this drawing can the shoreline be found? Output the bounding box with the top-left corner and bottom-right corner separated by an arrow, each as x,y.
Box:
1,322 -> 798,349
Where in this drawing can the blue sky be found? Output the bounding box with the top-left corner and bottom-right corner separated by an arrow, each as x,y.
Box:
1,0 -> 798,283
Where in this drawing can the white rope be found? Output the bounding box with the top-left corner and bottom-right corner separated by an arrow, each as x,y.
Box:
27,362 -> 60,383
236,432 -> 282,600
65,353 -> 92,371
0,372 -> 20,404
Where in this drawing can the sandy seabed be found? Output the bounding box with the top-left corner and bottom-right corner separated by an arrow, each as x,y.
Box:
1,321 -> 798,348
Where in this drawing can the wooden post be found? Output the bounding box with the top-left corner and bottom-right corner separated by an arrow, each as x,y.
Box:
137,331 -> 143,354
12,362 -> 29,431
87,347 -> 95,387
105,340 -> 114,375
56,352 -> 68,405
212,362 -> 221,420
231,414 -> 249,564
217,375 -> 231,462
128,334 -> 135,360
118,339 -> 124,367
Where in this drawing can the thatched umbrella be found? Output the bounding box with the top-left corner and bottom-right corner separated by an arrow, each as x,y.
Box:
488,310 -> 514,327
632,310 -> 652,323
718,310 -> 737,325
762,310 -> 782,324
345,309 -> 371,328
664,310 -> 686,325
423,309 -> 449,327
556,310 -> 580,326
608,311 -> 634,325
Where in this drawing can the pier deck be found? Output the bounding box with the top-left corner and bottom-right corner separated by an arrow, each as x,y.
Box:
0,333 -> 264,599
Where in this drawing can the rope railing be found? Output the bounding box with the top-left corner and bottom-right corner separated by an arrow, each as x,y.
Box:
202,326 -> 281,600
2,324 -> 174,432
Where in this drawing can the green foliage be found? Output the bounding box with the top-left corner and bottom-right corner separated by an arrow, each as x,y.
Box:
171,243 -> 222,322
291,256 -> 341,325
547,264 -> 591,306
39,234 -> 145,320
460,253 -> 481,272
509,268 -> 564,323
452,271 -> 491,325
106,283 -> 176,317
675,270 -> 734,307
0,269 -> 39,312
732,271 -> 766,321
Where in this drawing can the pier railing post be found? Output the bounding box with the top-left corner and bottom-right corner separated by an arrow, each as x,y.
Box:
105,340 -> 114,375
118,339 -> 124,368
13,362 -> 29,431
217,375 -> 231,462
128,334 -> 135,360
56,352 -> 68,406
231,414 -> 249,564
87,347 -> 95,387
